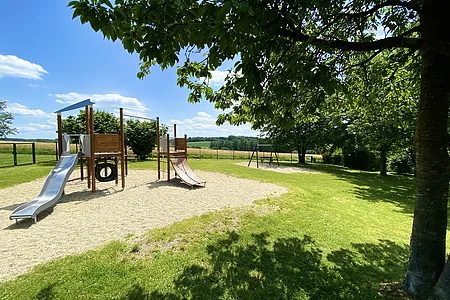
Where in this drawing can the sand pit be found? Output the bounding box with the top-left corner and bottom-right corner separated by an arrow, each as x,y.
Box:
236,162 -> 323,174
0,169 -> 286,281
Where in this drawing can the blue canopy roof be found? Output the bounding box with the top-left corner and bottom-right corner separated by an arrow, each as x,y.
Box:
54,99 -> 95,113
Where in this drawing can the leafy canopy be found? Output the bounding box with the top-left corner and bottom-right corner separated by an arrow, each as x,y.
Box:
61,109 -> 120,134
69,0 -> 423,129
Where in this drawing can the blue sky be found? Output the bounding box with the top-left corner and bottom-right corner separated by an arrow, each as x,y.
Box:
0,0 -> 258,140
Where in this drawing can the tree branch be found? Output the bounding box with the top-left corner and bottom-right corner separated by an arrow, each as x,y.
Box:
280,29 -> 422,52
341,0 -> 421,19
342,50 -> 383,72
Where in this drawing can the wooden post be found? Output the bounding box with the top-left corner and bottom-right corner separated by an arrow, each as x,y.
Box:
124,142 -> 128,176
32,142 -> 36,164
90,105 -> 96,192
57,113 -> 63,157
86,105 -> 91,188
256,145 -> 259,169
12,143 -> 17,166
184,134 -> 188,160
80,157 -> 84,181
120,108 -> 125,189
167,133 -> 170,181
157,117 -> 160,180
115,157 -> 119,185
174,124 -> 177,138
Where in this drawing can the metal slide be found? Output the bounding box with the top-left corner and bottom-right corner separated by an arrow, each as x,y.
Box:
170,157 -> 206,188
10,153 -> 80,223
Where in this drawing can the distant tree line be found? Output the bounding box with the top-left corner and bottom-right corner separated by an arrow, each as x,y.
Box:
209,136 -> 259,151
188,136 -> 261,151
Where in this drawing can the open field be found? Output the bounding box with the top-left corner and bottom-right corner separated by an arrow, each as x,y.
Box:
0,159 -> 444,299
0,140 -> 322,167
187,141 -> 211,148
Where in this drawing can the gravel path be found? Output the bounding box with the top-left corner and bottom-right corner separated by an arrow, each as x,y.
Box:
0,169 -> 286,281
237,162 -> 323,174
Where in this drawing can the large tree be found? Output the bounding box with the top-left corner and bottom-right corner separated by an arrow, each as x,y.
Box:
70,1 -> 450,298
261,112 -> 331,164
0,100 -> 18,138
342,51 -> 419,175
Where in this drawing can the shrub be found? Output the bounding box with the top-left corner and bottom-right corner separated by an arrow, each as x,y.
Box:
343,149 -> 378,171
125,120 -> 157,160
388,150 -> 415,175
322,148 -> 343,165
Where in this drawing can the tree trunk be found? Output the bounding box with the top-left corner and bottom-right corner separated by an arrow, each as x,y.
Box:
297,145 -> 307,164
429,255 -> 450,299
404,1 -> 450,298
379,149 -> 387,176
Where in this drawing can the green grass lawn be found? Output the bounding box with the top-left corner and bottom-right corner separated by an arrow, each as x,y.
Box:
0,162 -> 56,189
0,153 -> 57,168
187,141 -> 212,148
1,160 -> 448,299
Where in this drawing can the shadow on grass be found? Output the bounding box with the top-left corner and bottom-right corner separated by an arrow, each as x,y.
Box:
36,161 -> 58,167
122,232 -> 408,299
302,163 -> 416,215
337,172 -> 415,215
35,282 -> 58,300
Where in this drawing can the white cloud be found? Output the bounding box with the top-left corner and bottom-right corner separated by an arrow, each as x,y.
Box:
15,119 -> 57,138
17,126 -> 38,132
0,54 -> 48,80
169,111 -> 259,137
29,84 -> 39,88
52,92 -> 150,117
209,70 -> 228,86
200,70 -> 229,87
28,122 -> 54,129
197,111 -> 211,117
8,103 -> 54,118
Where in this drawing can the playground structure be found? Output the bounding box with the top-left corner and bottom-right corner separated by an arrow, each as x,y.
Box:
10,99 -> 126,222
57,99 -> 126,192
248,144 -> 280,168
156,119 -> 206,188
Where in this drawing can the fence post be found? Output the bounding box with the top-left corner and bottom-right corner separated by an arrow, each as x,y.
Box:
216,148 -> 219,160
290,152 -> 293,163
232,149 -> 234,160
13,143 -> 17,166
32,142 -> 36,164
200,148 -> 202,159
55,142 -> 58,161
